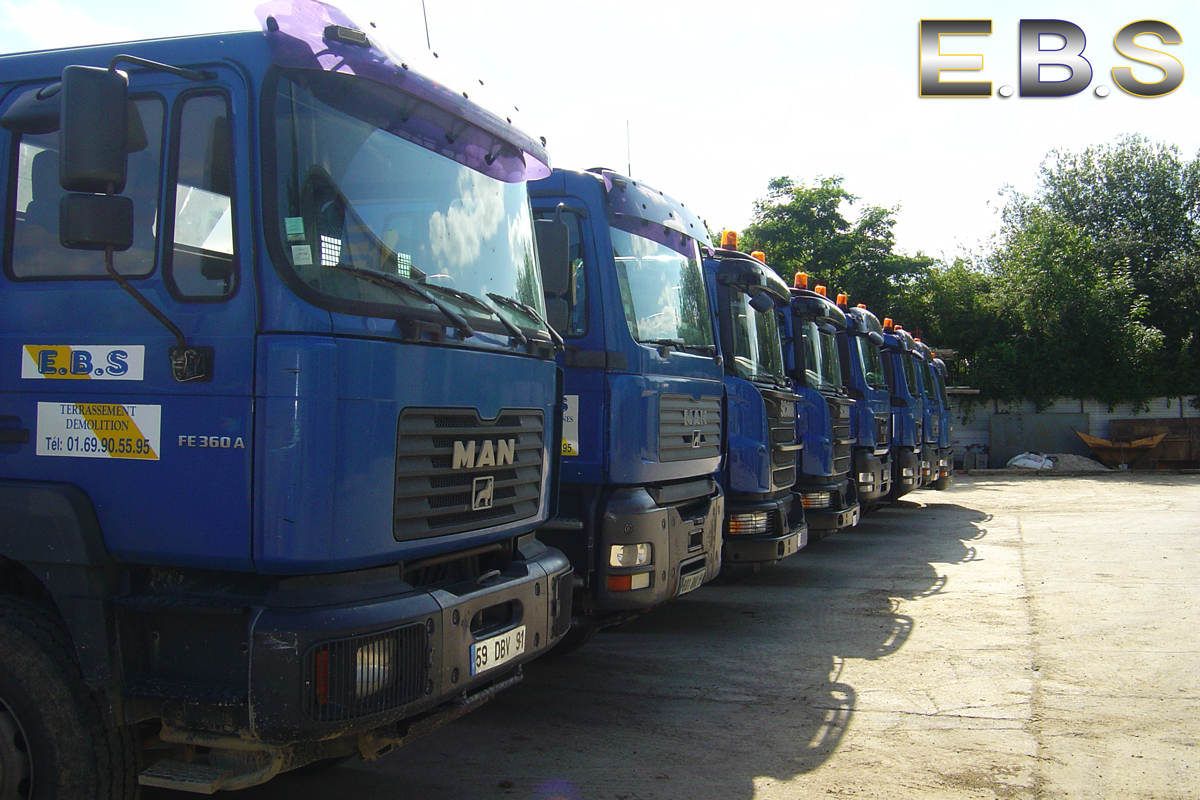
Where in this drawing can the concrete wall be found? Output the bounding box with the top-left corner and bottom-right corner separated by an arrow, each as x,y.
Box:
946,396 -> 1200,467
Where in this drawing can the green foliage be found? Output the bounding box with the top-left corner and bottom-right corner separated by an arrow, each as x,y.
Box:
737,138 -> 1200,404
741,176 -> 930,314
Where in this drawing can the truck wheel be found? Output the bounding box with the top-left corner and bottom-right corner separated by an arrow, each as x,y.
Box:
0,597 -> 139,800
542,624 -> 599,658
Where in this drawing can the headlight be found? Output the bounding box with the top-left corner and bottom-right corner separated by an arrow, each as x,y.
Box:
801,491 -> 832,509
857,472 -> 875,485
609,543 -> 652,568
728,512 -> 769,535
355,639 -> 396,699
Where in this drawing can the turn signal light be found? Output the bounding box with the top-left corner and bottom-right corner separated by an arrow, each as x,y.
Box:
751,251 -> 766,263
815,285 -> 827,297
836,293 -> 848,307
607,573 -> 651,592
883,317 -> 894,330
794,272 -> 808,289
721,230 -> 738,249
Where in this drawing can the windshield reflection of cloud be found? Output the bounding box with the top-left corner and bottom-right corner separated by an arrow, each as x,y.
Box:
428,169 -> 504,278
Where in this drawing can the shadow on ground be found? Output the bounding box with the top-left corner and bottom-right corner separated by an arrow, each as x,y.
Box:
146,494 -> 992,800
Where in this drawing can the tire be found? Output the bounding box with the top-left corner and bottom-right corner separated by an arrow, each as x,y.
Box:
0,597 -> 138,800
288,756 -> 350,776
542,624 -> 600,659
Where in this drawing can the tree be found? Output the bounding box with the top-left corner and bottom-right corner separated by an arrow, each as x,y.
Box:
984,207 -> 1165,405
740,176 -> 930,314
1026,134 -> 1200,394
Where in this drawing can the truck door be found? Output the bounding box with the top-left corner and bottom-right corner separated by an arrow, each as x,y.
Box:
0,67 -> 257,570
532,200 -> 606,484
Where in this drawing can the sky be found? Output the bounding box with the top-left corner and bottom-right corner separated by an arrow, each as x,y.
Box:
2,0 -> 1198,260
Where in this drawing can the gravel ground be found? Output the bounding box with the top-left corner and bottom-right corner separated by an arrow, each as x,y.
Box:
146,474 -> 1200,800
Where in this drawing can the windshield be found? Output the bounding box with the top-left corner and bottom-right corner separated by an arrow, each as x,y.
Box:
727,292 -> 785,383
936,368 -> 951,407
853,335 -> 888,391
902,353 -> 920,399
270,70 -> 546,333
800,320 -> 841,392
920,359 -> 937,401
610,226 -> 712,348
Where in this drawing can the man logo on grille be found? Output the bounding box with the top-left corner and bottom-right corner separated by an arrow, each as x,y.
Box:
691,430 -> 702,448
472,476 -> 494,511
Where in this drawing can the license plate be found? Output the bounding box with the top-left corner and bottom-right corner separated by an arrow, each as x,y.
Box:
470,625 -> 525,676
678,570 -> 706,596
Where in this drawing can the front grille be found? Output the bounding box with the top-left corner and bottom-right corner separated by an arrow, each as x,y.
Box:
304,623 -> 429,722
828,397 -> 853,478
875,413 -> 891,448
930,417 -> 941,441
763,390 -> 799,491
394,408 -> 544,541
659,394 -> 721,462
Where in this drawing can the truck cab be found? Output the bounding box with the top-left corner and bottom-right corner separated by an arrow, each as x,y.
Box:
838,304 -> 892,510
781,277 -> 859,536
704,237 -> 806,569
880,320 -> 924,501
0,4 -> 571,793
910,339 -> 940,489
528,168 -> 724,649
931,357 -> 954,490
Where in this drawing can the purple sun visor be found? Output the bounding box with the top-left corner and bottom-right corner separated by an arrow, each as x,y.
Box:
254,0 -> 550,183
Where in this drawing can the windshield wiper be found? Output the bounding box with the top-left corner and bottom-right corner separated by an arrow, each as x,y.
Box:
321,263 -> 474,339
486,293 -> 565,350
640,338 -> 686,352
421,283 -> 529,347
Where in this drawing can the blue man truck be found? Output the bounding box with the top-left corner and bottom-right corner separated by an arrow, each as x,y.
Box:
880,319 -> 924,502
528,168 -> 724,651
837,303 -> 892,510
0,3 -> 573,794
781,276 -> 859,536
931,356 -> 954,490
912,340 -> 952,491
704,235 -> 806,569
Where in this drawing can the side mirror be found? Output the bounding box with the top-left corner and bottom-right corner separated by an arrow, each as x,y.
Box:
748,290 -> 774,314
868,331 -> 884,346
59,66 -> 129,194
534,218 -> 570,296
59,195 -> 134,251
544,297 -> 569,334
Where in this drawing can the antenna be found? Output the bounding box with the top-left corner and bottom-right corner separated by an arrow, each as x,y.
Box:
421,0 -> 431,49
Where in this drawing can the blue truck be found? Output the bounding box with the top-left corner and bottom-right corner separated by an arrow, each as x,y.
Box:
880,319 -> 924,502
911,340 -> 953,491
837,302 -> 893,511
780,277 -> 859,536
931,356 -> 954,490
703,235 -> 806,569
528,168 -> 724,650
0,3 -> 573,793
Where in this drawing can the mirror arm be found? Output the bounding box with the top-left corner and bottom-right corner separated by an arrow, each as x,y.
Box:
554,202 -> 588,221
103,249 -> 184,350
109,54 -> 215,82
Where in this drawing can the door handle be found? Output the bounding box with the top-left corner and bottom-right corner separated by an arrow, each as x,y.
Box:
0,427 -> 30,445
